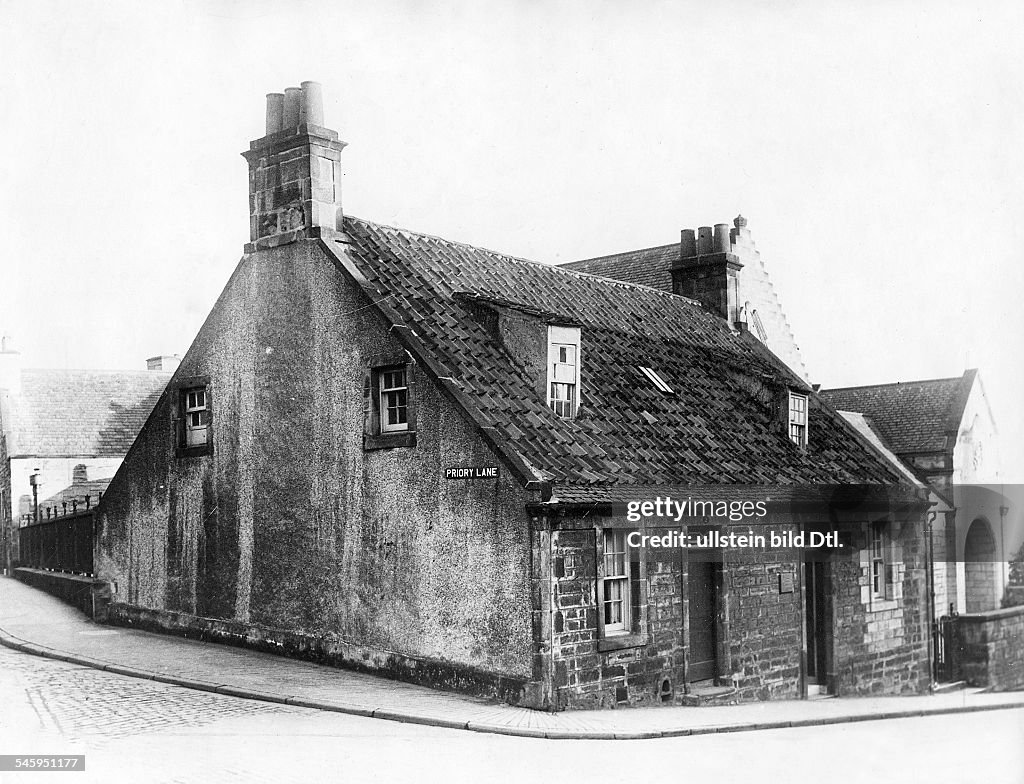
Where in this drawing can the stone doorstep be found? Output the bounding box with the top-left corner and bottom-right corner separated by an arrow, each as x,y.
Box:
681,683 -> 739,707
931,680 -> 968,694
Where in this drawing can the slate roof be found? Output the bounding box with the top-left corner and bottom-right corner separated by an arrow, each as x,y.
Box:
819,371 -> 976,456
562,244 -> 678,292
8,370 -> 171,457
335,217 -> 908,496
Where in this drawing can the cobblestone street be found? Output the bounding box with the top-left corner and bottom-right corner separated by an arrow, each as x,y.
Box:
2,645 -> 1022,784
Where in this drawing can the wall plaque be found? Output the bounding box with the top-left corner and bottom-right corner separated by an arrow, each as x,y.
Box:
779,573 -> 795,594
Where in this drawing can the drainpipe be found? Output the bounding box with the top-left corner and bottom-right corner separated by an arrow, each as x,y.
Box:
925,509 -> 937,689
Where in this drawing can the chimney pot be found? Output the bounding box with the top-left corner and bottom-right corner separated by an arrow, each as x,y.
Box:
283,87 -> 302,128
680,229 -> 697,258
714,224 -> 731,253
301,81 -> 324,127
697,227 -> 714,255
265,93 -> 284,135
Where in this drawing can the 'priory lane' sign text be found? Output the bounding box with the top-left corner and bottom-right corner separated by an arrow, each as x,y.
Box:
445,466 -> 499,480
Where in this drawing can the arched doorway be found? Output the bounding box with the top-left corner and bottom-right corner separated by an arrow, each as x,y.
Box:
964,518 -> 998,613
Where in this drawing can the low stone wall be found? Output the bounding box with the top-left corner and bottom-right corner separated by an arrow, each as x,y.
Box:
14,568 -> 112,620
953,604 -> 1024,690
105,603 -> 531,705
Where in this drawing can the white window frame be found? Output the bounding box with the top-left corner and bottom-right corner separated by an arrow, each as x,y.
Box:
183,387 -> 209,447
601,528 -> 631,635
547,325 -> 581,419
788,391 -> 808,447
379,366 -> 409,433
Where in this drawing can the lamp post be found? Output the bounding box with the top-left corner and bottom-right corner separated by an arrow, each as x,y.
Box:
29,469 -> 40,525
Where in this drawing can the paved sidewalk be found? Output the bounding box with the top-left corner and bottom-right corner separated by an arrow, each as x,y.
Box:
1,577 -> 1022,740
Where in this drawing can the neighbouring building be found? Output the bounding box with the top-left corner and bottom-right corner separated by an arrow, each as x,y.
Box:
0,339 -> 176,572
820,372 -> 1006,617
94,83 -> 933,710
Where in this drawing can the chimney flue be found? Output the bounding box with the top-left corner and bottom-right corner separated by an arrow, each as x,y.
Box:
266,93 -> 284,135
283,87 -> 302,128
301,81 -> 324,127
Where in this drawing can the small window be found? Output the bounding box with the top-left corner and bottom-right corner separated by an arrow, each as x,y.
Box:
547,326 -> 581,419
183,386 -> 210,447
638,366 -> 673,394
871,523 -> 884,596
364,361 -> 416,450
788,392 -> 808,447
379,367 -> 409,433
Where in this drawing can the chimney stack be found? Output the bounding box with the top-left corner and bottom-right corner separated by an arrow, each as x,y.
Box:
243,81 -> 346,252
147,354 -> 181,372
672,219 -> 745,327
0,335 -> 22,396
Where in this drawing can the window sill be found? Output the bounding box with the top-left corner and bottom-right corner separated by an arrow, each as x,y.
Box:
598,633 -> 648,652
363,431 -> 417,451
176,444 -> 213,459
868,597 -> 899,613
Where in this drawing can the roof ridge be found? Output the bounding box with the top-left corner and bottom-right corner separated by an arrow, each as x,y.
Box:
344,215 -> 703,307
24,367 -> 173,375
822,375 -> 965,392
563,242 -> 678,267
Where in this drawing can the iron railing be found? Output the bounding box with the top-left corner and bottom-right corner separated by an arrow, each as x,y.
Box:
18,511 -> 94,577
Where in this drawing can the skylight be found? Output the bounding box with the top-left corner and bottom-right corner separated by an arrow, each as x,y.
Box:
638,366 -> 673,394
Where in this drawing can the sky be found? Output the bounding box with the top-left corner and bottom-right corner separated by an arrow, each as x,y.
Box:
1,0 -> 1022,479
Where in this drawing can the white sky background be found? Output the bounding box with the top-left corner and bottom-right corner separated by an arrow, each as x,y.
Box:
1,0 -> 1022,479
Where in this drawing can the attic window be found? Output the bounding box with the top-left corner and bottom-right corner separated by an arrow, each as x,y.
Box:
175,377 -> 213,458
788,391 -> 808,447
638,366 -> 673,395
547,325 -> 581,419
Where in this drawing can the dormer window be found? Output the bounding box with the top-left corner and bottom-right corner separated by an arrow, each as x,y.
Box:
788,391 -> 808,447
638,366 -> 673,395
547,325 -> 581,419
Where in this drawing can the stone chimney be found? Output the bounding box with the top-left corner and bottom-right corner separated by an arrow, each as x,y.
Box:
673,219 -> 745,327
0,335 -> 22,395
242,81 -> 347,252
146,354 -> 181,372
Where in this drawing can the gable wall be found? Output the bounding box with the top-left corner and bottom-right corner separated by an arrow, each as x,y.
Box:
96,239 -> 536,684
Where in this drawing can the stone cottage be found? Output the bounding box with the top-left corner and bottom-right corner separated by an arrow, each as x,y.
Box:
94,83 -> 932,710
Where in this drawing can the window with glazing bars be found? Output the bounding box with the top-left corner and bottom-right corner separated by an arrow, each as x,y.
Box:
788,392 -> 808,447
183,387 -> 209,447
379,367 -> 409,432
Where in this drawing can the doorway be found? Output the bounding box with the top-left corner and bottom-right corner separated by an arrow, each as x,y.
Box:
687,557 -> 719,682
804,556 -> 829,689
